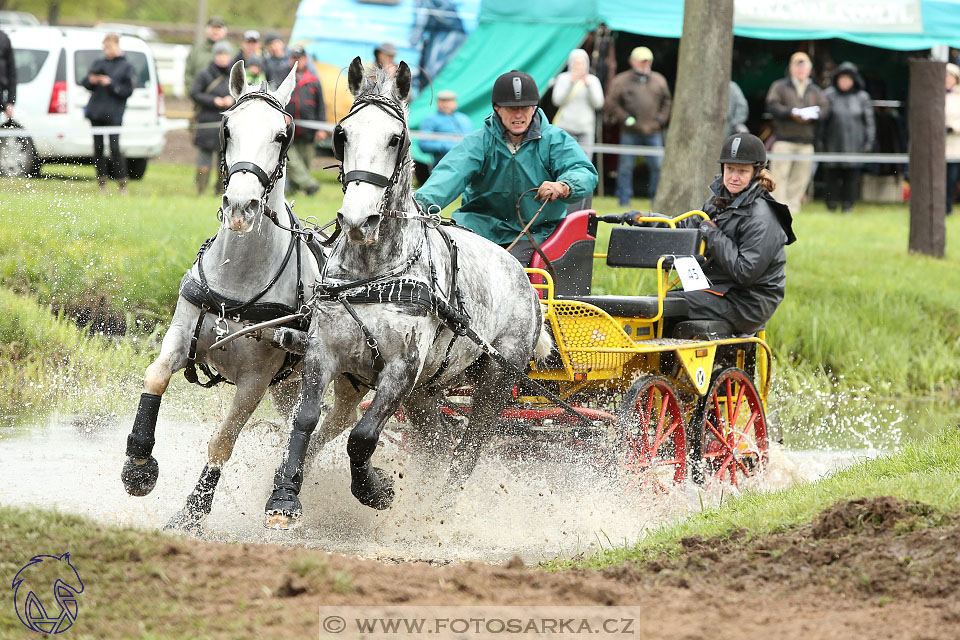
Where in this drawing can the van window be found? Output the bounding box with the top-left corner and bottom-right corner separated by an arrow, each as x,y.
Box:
74,50 -> 150,89
13,48 -> 49,83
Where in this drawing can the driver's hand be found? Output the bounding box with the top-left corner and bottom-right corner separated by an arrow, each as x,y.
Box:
535,181 -> 570,202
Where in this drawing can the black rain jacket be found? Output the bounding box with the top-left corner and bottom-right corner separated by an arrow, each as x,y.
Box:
82,55 -> 135,124
0,30 -> 15,107
681,177 -> 796,332
190,60 -> 232,151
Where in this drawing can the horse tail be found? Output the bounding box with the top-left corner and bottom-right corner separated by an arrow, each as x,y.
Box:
534,321 -> 554,363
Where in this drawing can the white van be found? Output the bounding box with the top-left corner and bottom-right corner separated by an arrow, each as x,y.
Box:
2,26 -> 166,178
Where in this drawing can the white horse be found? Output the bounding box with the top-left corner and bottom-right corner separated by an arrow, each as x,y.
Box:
120,61 -> 324,535
263,58 -> 550,528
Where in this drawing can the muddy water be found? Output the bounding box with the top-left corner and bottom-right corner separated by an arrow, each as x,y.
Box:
0,399 -> 904,564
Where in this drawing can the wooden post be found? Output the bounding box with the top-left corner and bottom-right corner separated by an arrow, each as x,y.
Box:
908,58 -> 947,258
655,0 -> 733,215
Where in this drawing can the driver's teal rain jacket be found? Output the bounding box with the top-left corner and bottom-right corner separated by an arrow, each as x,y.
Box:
413,109 -> 598,245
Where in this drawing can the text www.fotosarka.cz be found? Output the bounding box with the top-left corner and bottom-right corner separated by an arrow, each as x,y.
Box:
318,606 -> 646,638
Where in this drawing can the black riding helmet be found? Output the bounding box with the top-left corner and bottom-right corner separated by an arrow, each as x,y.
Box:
491,70 -> 540,107
718,133 -> 767,167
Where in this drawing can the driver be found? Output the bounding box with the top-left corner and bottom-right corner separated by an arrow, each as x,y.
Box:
414,70 -> 598,265
654,133 -> 796,334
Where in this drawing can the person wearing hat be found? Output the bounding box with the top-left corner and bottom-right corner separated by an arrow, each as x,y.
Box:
184,16 -> 229,94
263,32 -> 289,89
417,89 -> 474,166
414,70 -> 598,265
605,45 -> 672,208
819,61 -> 875,213
189,40 -> 236,195
631,133 -> 795,334
83,33 -> 135,195
283,46 -> 327,196
233,30 -> 262,69
946,63 -> 960,214
765,51 -> 831,213
373,42 -> 397,76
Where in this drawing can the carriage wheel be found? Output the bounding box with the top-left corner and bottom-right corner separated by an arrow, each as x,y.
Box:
616,376 -> 687,494
690,367 -> 768,488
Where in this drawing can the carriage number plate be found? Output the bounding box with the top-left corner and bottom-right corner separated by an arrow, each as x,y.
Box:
674,256 -> 710,292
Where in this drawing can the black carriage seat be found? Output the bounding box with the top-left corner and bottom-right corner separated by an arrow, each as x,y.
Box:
558,225 -> 701,319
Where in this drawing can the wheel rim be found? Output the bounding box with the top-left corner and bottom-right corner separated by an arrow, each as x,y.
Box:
700,368 -> 768,487
619,378 -> 687,493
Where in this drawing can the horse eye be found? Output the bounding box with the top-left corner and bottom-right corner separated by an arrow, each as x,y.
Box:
388,135 -> 401,147
274,132 -> 286,143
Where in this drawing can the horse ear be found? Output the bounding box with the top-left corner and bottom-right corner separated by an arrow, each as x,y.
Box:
395,62 -> 411,102
275,62 -> 297,105
348,56 -> 364,96
229,60 -> 246,99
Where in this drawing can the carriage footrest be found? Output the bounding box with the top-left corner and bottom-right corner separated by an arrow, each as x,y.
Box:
557,295 -> 689,319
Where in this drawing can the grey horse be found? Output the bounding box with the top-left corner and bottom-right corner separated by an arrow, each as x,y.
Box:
263,58 -> 550,529
120,60 -> 323,534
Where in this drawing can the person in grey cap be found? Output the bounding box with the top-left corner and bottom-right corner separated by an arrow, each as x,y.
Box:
184,16 -> 229,93
263,32 -> 289,89
417,89 -> 474,166
374,41 -> 397,76
234,30 -> 262,68
189,40 -> 236,195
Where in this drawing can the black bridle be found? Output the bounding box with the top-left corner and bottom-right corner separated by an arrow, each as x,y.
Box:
332,92 -> 439,226
218,84 -> 294,219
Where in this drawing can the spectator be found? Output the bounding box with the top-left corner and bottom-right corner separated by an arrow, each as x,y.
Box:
0,27 -> 15,121
184,16 -> 228,94
418,89 -> 473,166
263,33 -> 289,89
190,40 -> 235,196
724,80 -> 748,137
82,33 -> 134,195
819,62 -> 875,214
765,51 -> 830,213
414,71 -> 598,266
605,46 -> 672,207
234,30 -> 262,67
284,46 -> 327,196
946,63 -> 960,215
245,54 -> 267,86
374,42 -> 398,76
552,49 -> 605,149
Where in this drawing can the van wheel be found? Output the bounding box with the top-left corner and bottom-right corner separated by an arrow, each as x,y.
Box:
0,133 -> 41,178
128,158 -> 148,180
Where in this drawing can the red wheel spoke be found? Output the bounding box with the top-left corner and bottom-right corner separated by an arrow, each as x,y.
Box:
729,383 -> 746,428
724,378 -> 734,425
652,417 -> 680,452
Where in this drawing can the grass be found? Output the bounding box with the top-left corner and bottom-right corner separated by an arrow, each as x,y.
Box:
547,425 -> 960,570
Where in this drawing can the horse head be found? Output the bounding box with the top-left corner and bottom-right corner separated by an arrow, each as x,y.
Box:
219,60 -> 297,233
336,56 -> 412,244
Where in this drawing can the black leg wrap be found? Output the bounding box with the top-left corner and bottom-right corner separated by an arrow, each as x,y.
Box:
126,393 -> 161,458
164,465 -> 222,535
265,430 -> 310,517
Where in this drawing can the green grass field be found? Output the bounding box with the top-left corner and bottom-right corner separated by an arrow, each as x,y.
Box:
1,161 -> 959,418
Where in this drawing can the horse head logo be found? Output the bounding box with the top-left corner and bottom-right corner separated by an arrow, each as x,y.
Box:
11,553 -> 84,634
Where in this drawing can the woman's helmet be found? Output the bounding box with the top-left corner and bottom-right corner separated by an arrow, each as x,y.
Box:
718,133 -> 767,167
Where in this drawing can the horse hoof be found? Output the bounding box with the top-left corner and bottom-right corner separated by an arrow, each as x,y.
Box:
352,467 -> 395,511
264,511 -> 301,530
163,508 -> 204,536
121,456 -> 159,496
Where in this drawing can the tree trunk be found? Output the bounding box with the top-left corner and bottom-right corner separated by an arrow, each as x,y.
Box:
47,2 -> 60,26
655,0 -> 734,215
908,58 -> 947,258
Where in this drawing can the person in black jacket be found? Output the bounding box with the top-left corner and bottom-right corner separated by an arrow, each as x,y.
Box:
819,62 -> 875,213
82,33 -> 135,194
0,28 -> 15,120
190,40 -> 235,195
633,133 -> 796,334
283,46 -> 327,195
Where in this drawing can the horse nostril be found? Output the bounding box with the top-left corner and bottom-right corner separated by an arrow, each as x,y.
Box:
362,214 -> 382,230
244,199 -> 260,215
221,195 -> 229,211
